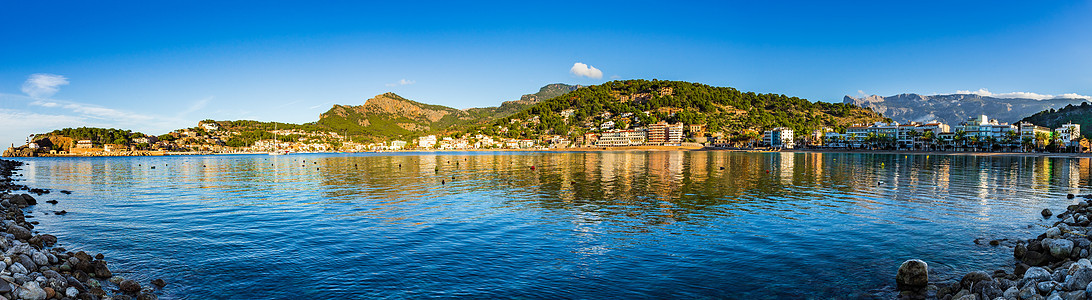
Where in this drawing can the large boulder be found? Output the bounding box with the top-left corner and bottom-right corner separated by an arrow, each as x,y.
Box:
6,225 -> 31,240
16,281 -> 47,300
896,259 -> 929,290
1050,239 -> 1076,259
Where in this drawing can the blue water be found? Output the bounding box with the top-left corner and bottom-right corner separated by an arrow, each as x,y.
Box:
7,151 -> 1090,299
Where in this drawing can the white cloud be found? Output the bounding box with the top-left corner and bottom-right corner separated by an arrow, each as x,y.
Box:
570,62 -> 603,79
955,88 -> 1091,100
857,90 -> 867,96
385,79 -> 415,87
0,108 -> 89,147
610,75 -> 621,79
21,74 -> 69,98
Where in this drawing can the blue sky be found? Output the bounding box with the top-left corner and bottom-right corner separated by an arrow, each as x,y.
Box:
2,1 -> 1091,146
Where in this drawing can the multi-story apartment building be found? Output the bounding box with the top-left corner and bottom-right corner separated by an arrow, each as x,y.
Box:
762,128 -> 794,149
596,129 -> 647,147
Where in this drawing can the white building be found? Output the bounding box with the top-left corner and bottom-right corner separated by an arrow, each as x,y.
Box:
600,121 -> 615,130
596,129 -> 647,147
762,128 -> 794,149
1056,122 -> 1081,147
390,140 -> 407,150
417,135 -> 437,149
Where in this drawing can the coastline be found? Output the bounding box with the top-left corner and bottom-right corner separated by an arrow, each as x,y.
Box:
0,159 -> 163,300
893,195 -> 1092,299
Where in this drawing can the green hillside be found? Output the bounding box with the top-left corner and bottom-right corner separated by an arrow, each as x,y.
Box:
476,79 -> 888,141
1020,102 -> 1092,138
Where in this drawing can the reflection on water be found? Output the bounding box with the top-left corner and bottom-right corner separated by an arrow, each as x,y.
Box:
10,152 -> 1092,299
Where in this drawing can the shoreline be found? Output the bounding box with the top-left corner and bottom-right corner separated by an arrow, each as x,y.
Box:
0,159 -> 164,300
893,195 -> 1092,299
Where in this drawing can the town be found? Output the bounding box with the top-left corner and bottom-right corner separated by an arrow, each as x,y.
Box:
5,114 -> 1086,157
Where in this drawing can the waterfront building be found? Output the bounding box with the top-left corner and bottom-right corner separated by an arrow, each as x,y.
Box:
596,129 -> 647,147
1019,122 -> 1053,147
762,128 -> 794,149
418,135 -> 437,149
75,140 -> 94,149
1056,122 -> 1082,148
647,121 -> 684,145
390,140 -> 407,150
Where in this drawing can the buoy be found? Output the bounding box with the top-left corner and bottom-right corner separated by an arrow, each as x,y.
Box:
530,166 -> 536,170
151,166 -> 155,169
442,180 -> 446,185
451,176 -> 455,179
719,167 -> 725,170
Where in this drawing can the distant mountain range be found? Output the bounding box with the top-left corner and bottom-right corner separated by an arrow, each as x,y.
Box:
315,84 -> 581,139
844,93 -> 1088,125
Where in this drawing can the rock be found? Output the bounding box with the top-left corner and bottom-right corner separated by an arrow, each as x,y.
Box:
9,262 -> 27,274
1050,239 -> 1075,259
1037,281 -> 1057,294
1063,290 -> 1086,300
92,260 -> 111,278
65,287 -> 78,298
973,280 -> 1003,299
1026,267 -> 1054,281
1003,286 -> 1018,299
955,294 -> 976,300
1066,268 -> 1092,291
37,234 -> 56,247
119,279 -> 141,293
73,251 -> 91,262
962,271 -> 992,289
1071,259 -> 1092,274
1017,243 -> 1029,258
43,287 -> 54,299
1046,227 -> 1063,238
1016,263 -> 1031,277
1045,209 -> 1055,217
6,225 -> 30,240
94,253 -> 103,260
16,281 -> 46,300
1020,285 -> 1038,299
31,252 -> 47,267
20,194 -> 35,205
150,278 -> 165,288
897,259 -> 929,290
0,281 -> 10,293
17,254 -> 36,272
137,292 -> 158,300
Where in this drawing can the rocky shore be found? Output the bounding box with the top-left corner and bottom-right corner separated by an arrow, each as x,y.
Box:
0,159 -> 162,300
895,195 -> 1092,300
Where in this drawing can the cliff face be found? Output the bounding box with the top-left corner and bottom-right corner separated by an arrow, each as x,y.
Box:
844,93 -> 1088,125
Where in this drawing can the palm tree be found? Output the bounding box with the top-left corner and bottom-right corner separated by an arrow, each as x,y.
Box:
1035,132 -> 1050,151
954,130 -> 967,151
921,130 -> 936,151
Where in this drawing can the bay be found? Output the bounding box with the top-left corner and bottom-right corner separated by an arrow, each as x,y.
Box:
9,151 -> 1088,299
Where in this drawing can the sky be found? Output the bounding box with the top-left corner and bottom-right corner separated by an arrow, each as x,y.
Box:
2,1 -> 1091,147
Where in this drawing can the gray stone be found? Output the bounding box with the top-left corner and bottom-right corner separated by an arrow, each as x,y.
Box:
1063,290 -> 1086,300
1051,239 -> 1076,258
963,271 -> 993,289
16,281 -> 46,300
1047,227 -> 1062,238
956,294 -> 977,300
1038,281 -> 1058,294
0,281 -> 10,293
897,259 -> 929,290
1048,293 -> 1063,300
1026,267 -> 1054,282
65,286 -> 77,298
31,252 -> 47,267
119,279 -> 141,293
5,225 -> 30,240
17,254 -> 36,273
1066,268 -> 1092,291
1003,286 -> 1018,299
65,276 -> 86,292
8,262 -> 27,274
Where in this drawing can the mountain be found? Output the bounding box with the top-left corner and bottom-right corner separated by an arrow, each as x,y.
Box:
466,83 -> 582,119
844,93 -> 1088,125
315,84 -> 582,140
1020,102 -> 1092,138
479,80 -> 887,141
316,92 -> 474,138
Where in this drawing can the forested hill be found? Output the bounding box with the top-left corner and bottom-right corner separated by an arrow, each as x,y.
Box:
1020,102 -> 1092,138
478,80 -> 888,140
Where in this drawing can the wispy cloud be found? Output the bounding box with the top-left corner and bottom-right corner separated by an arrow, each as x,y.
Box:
0,108 -> 89,147
385,79 -> 415,87
955,88 -> 1091,100
610,75 -> 621,79
176,97 -> 212,117
570,62 -> 602,79
21,74 -> 69,98
30,99 -> 155,121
